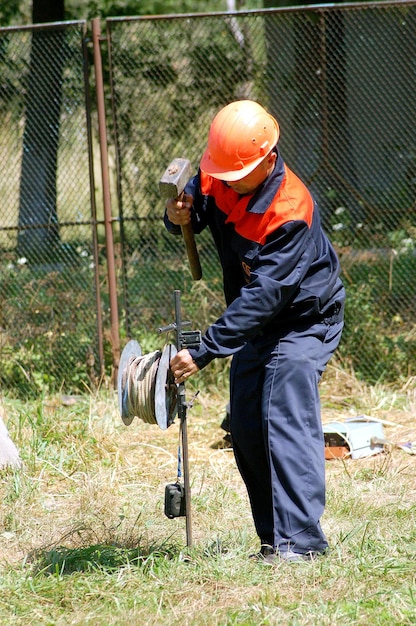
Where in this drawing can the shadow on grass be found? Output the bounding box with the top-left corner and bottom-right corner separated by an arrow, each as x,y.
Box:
32,541 -> 181,576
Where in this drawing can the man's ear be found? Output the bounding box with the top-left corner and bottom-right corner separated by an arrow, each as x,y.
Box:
267,151 -> 277,168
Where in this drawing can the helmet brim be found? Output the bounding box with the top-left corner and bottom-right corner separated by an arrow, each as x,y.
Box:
200,148 -> 271,182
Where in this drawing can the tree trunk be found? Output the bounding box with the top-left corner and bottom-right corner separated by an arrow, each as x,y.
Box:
17,0 -> 65,262
263,0 -> 356,226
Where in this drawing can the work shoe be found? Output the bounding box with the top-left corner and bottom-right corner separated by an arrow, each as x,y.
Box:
251,545 -> 323,566
279,549 -> 324,563
279,549 -> 312,563
249,543 -> 276,566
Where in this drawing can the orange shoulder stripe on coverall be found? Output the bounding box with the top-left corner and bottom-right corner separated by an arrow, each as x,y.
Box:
200,166 -> 314,245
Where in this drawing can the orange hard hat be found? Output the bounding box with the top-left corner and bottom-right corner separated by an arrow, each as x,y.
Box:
200,100 -> 280,182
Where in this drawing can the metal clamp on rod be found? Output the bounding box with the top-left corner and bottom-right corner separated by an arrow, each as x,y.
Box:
180,330 -> 202,349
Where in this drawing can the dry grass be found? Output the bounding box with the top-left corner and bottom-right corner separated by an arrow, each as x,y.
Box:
0,366 -> 415,624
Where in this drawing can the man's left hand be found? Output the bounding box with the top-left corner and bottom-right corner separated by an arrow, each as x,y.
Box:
170,349 -> 199,383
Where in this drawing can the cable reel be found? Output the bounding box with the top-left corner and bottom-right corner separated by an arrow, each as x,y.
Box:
117,340 -> 178,430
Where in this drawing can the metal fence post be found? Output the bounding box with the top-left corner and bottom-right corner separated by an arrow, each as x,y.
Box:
82,23 -> 105,381
92,17 -> 120,382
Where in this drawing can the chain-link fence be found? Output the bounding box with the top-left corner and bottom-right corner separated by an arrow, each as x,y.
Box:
0,3 -> 415,396
107,3 -> 416,384
0,21 -> 104,396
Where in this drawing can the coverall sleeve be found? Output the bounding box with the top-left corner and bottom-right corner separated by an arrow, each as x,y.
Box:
188,219 -> 316,369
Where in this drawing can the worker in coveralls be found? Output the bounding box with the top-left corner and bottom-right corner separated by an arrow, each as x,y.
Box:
164,100 -> 345,564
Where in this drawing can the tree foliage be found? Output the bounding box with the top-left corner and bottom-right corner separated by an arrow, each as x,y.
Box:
0,0 -> 26,26
1,0 -> 263,26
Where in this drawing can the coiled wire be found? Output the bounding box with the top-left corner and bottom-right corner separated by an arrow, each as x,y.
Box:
125,350 -> 162,424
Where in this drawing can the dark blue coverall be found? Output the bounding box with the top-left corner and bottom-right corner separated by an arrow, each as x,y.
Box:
164,150 -> 345,556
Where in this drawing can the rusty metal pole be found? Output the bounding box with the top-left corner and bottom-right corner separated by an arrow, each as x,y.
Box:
82,23 -> 105,380
92,17 -> 120,381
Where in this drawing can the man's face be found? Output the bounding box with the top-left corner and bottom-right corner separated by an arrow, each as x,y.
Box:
227,152 -> 277,195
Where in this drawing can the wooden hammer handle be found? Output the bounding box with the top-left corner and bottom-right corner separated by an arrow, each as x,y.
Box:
181,223 -> 202,280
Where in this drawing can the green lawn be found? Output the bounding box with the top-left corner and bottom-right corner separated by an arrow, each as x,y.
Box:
0,367 -> 415,625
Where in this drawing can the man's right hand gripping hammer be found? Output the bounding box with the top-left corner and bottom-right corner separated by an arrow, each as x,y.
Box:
160,158 -> 202,280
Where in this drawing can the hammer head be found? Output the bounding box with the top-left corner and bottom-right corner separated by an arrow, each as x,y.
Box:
159,157 -> 192,199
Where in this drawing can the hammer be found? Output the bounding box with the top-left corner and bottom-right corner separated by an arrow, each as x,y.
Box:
159,158 -> 202,281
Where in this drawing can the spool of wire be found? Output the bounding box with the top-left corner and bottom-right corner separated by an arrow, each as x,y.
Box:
118,341 -> 178,430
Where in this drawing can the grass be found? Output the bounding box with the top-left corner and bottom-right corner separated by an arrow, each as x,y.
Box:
0,367 -> 415,625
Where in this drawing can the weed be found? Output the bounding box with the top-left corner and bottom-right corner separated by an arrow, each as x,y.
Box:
0,379 -> 414,624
